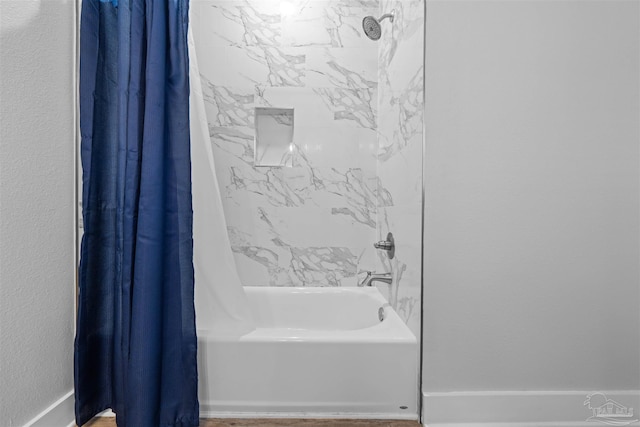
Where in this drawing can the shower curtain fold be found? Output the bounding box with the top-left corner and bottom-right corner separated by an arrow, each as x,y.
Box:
74,0 -> 199,426
187,23 -> 255,337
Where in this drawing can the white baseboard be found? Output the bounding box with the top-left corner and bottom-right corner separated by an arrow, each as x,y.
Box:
23,390 -> 75,427
201,410 -> 417,421
22,389 -> 640,427
422,390 -> 640,427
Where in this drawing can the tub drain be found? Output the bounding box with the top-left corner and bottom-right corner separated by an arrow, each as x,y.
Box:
378,306 -> 385,322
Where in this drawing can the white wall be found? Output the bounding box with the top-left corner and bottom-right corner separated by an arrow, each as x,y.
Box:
423,0 -> 639,421
0,1 -> 76,425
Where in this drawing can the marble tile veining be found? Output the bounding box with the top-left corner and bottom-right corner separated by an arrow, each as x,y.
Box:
210,126 -> 255,164
262,46 -> 307,86
193,0 -> 424,340
289,246 -> 359,286
203,83 -> 255,127
232,244 -> 361,286
282,4 -> 377,48
196,2 -> 282,48
306,48 -> 377,89
375,0 -> 424,339
315,87 -> 377,129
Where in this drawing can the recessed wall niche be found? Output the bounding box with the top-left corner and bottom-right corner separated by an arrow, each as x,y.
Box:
254,107 -> 294,167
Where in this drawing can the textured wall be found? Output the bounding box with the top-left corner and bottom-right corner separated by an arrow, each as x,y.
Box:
191,0 -> 380,287
0,1 -> 76,425
423,0 -> 640,392
375,0 -> 424,337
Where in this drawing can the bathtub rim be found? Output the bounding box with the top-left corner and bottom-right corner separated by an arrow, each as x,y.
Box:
197,285 -> 417,343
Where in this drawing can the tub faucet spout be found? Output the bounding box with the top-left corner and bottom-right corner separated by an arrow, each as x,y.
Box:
358,271 -> 392,287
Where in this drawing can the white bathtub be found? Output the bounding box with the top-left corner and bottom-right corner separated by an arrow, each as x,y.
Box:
197,286 -> 418,419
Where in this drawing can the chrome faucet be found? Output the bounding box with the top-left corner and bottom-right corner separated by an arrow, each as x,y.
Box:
358,271 -> 392,287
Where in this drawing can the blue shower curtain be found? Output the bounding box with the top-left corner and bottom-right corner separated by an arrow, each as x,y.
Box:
74,0 -> 198,426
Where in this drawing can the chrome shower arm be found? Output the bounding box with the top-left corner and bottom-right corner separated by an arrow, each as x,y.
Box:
378,12 -> 395,23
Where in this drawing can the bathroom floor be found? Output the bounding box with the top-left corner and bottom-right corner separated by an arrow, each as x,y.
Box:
82,418 -> 420,427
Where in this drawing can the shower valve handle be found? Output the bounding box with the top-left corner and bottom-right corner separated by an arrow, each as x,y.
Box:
373,232 -> 395,259
374,241 -> 393,250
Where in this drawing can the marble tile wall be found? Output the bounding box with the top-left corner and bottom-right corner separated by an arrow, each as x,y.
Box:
192,0 -> 424,339
375,0 -> 424,338
191,0 -> 381,287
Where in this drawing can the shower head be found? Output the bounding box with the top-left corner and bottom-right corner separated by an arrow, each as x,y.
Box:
362,10 -> 395,41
